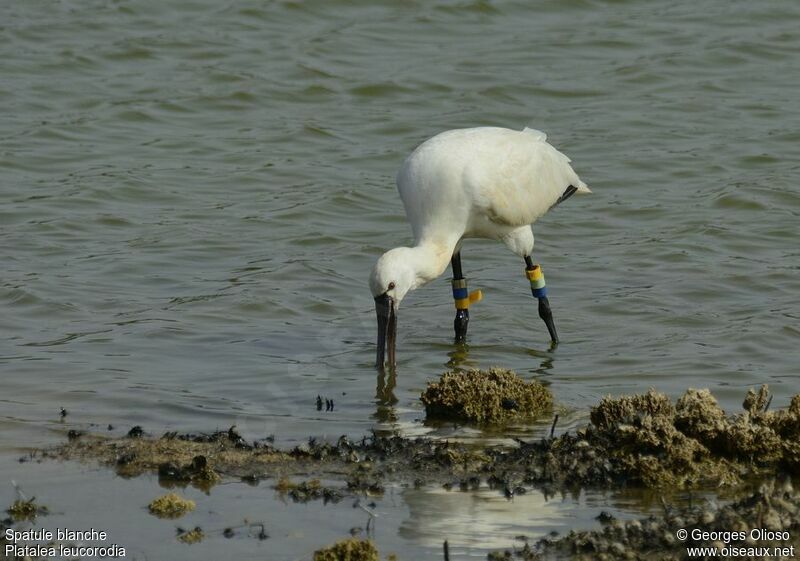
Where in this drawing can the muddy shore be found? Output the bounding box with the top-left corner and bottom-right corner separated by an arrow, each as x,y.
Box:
4,384 -> 799,560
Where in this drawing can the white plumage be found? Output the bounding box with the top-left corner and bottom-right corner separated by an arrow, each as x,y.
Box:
370,126 -> 590,367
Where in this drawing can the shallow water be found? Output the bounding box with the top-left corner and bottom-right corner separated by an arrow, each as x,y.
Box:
0,460 -> 681,560
2,0 -> 799,557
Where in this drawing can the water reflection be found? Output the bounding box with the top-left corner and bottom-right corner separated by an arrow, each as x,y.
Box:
525,347 -> 556,377
397,484 -> 691,554
399,485 -> 583,551
374,366 -> 398,425
446,340 -> 557,378
445,342 -> 478,371
375,366 -> 398,406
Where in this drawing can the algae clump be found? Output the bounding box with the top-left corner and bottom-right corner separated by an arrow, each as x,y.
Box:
147,492 -> 196,519
421,367 -> 552,424
313,538 -> 380,561
157,454 -> 221,491
580,385 -> 800,487
177,526 -> 204,544
43,385 -> 800,497
7,498 -> 47,521
274,477 -> 342,503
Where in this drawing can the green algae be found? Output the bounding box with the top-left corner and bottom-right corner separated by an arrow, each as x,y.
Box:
586,388 -> 738,487
46,385 -> 800,494
421,367 -> 553,424
177,526 -> 204,544
577,384 -> 800,487
58,429 -> 287,490
313,538 -> 380,561
178,526 -> 206,545
147,492 -> 195,519
6,498 -> 47,521
156,454 -> 222,491
274,477 -> 342,503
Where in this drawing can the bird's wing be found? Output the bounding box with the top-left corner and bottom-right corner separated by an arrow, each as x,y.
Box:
465,128 -> 584,227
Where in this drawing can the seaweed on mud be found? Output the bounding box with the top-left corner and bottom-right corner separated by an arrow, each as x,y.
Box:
313,538 -> 380,561
147,492 -> 195,519
176,526 -> 204,544
52,427 -> 288,488
157,454 -> 221,491
511,384 -> 800,489
47,386 -> 800,495
274,477 -> 343,503
6,498 -> 48,521
421,368 -> 553,424
584,388 -> 738,487
673,388 -> 726,444
22,383 -> 800,561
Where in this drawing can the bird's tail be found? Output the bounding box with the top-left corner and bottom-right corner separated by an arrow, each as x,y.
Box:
553,182 -> 590,207
575,180 -> 591,194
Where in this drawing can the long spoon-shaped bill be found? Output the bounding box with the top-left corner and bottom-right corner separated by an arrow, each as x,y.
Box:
375,294 -> 397,368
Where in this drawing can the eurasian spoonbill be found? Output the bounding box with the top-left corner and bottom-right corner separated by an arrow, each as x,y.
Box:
370,126 -> 590,368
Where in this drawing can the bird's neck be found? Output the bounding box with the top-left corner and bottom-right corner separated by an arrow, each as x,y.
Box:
407,239 -> 457,288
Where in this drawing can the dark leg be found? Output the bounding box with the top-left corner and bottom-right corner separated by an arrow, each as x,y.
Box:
525,256 -> 559,345
451,252 -> 469,342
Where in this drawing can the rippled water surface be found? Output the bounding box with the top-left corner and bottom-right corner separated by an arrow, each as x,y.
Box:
2,0 -> 799,557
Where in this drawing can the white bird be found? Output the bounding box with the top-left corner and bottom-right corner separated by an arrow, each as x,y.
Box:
370,126 -> 590,368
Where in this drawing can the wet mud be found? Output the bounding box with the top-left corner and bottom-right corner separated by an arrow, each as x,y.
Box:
15,385 -> 800,559
47,385 -> 796,493
489,479 -> 799,561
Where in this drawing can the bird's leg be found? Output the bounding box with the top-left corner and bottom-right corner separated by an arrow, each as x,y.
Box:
451,252 -> 469,342
525,256 -> 559,345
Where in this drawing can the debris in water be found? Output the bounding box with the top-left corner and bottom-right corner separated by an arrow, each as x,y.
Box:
7,498 -> 47,521
176,526 -> 204,544
274,477 -> 342,503
127,425 -> 144,438
157,454 -> 221,490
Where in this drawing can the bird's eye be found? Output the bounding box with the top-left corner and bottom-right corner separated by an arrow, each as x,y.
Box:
388,282 -> 396,290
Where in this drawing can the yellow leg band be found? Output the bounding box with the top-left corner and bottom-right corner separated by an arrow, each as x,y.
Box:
525,266 -> 543,281
454,290 -> 483,310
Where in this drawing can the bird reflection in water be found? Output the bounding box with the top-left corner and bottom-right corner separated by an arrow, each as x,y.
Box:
374,364 -> 398,425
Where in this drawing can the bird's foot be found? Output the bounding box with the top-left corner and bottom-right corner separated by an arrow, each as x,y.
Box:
454,308 -> 469,342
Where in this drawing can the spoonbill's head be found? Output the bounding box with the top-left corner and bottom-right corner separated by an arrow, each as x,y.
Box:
369,247 -> 417,368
